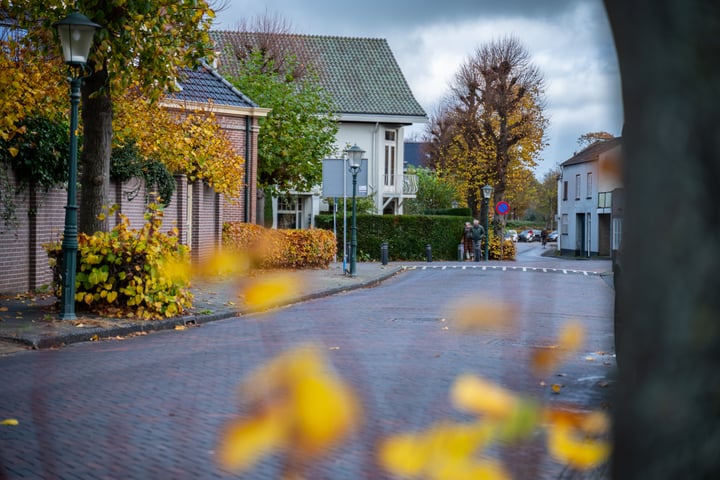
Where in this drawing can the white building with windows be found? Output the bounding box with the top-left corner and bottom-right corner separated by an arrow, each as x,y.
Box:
211,32 -> 427,228
557,138 -> 623,257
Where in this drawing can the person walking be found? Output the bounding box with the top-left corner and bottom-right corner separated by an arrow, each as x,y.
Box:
471,219 -> 485,261
541,227 -> 548,248
461,222 -> 474,260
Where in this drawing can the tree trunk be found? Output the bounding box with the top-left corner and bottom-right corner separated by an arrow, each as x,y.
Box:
605,0 -> 720,477
78,68 -> 112,235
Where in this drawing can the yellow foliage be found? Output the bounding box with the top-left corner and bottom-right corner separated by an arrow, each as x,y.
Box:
450,374 -> 519,419
114,90 -> 245,198
217,345 -> 360,473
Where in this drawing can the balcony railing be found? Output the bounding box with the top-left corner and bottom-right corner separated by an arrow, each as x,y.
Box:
383,174 -> 418,195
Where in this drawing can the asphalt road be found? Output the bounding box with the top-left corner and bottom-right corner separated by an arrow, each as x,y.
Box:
0,244 -> 615,479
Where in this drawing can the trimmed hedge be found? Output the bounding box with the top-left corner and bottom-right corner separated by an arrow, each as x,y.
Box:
223,223 -> 337,269
316,214 -> 517,261
423,207 -> 472,217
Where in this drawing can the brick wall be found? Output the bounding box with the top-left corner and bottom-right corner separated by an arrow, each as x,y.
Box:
0,173 -> 222,295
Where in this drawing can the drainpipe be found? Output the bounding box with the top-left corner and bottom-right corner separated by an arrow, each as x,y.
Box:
245,117 -> 251,222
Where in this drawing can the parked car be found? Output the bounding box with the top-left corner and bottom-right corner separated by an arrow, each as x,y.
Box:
505,229 -> 518,242
518,229 -> 534,242
533,230 -> 542,242
547,230 -> 558,242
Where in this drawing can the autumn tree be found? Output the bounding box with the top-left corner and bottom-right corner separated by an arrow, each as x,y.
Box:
577,131 -> 614,150
3,1 -> 215,234
426,36 -> 547,235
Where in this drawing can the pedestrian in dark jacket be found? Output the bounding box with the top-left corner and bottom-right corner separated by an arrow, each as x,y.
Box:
471,219 -> 485,256
461,222 -> 473,260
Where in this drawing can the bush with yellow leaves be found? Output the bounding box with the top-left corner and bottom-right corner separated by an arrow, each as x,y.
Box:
44,205 -> 192,319
222,222 -> 337,269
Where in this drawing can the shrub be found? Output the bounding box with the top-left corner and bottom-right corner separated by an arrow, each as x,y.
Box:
315,214 -> 516,261
44,205 -> 192,319
488,235 -> 516,260
222,223 -> 336,269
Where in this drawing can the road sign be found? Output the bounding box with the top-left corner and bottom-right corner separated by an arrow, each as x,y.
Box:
495,201 -> 510,216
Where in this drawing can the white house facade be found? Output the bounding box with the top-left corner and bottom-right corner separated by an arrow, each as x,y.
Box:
211,32 -> 427,228
557,138 -> 623,257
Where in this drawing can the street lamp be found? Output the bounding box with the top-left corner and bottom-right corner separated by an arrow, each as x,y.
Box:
481,184 -> 493,261
345,144 -> 364,277
53,11 -> 100,320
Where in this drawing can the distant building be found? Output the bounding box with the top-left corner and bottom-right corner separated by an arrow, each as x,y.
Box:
557,137 -> 623,257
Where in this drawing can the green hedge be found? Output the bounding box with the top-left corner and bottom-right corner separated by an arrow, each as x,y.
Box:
316,214 -> 469,261
423,207 -> 472,217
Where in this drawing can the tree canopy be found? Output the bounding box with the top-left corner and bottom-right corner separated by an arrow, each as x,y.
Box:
2,0 -> 216,233
226,47 -> 338,196
426,36 -> 547,234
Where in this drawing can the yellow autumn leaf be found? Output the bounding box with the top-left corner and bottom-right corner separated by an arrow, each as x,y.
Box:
551,384 -> 563,394
430,458 -> 511,480
1,418 -> 19,426
445,298 -> 518,333
174,324 -> 186,331
217,412 -> 287,472
378,432 -> 430,477
450,374 -> 518,419
558,320 -> 585,352
106,290 -> 118,303
8,147 -> 19,157
547,422 -> 610,470
292,373 -> 360,456
242,274 -> 298,310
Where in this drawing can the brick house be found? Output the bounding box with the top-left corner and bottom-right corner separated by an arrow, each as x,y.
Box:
0,63 -> 268,294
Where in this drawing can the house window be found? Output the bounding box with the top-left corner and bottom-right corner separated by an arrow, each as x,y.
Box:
563,181 -> 568,201
561,213 -> 569,234
277,195 -> 302,229
598,191 -> 612,208
612,217 -> 622,250
586,172 -> 593,199
575,174 -> 581,200
384,130 -> 397,186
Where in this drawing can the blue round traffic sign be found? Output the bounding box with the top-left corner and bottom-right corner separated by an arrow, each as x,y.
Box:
495,201 -> 510,216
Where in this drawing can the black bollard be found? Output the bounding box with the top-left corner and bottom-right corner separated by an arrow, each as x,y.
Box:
381,242 -> 389,265
426,244 -> 432,262
458,243 -> 464,262
474,244 -> 481,262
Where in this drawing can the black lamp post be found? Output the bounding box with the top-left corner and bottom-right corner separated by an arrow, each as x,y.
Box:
345,144 -> 364,277
53,11 -> 100,320
481,184 -> 493,261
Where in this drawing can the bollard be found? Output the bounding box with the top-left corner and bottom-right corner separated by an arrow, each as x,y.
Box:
381,242 -> 389,265
458,243 -> 464,262
474,244 -> 481,262
426,244 -> 432,262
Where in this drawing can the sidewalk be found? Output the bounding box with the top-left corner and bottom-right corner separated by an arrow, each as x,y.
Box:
0,262 -> 404,352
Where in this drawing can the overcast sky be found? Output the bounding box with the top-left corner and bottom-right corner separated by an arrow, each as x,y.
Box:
212,0 -> 623,180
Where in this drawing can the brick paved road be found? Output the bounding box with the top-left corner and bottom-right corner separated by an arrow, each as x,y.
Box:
0,266 -> 614,479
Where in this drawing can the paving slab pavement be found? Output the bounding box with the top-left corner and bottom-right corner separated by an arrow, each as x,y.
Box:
0,248 -> 613,353
0,262 -> 404,352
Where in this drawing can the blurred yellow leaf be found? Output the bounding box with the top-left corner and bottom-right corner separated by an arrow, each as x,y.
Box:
547,422 -> 610,470
450,374 -> 518,419
89,334 -> 99,342
174,325 -> 186,331
293,372 -> 360,455
242,273 -> 298,310
551,384 -> 563,394
217,412 -> 286,472
378,432 -> 429,477
445,299 -> 518,333
1,418 -> 19,426
558,320 -> 585,352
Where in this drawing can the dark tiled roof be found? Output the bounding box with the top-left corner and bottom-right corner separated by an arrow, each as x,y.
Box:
561,137 -> 622,166
167,60 -> 258,108
210,31 -> 427,118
